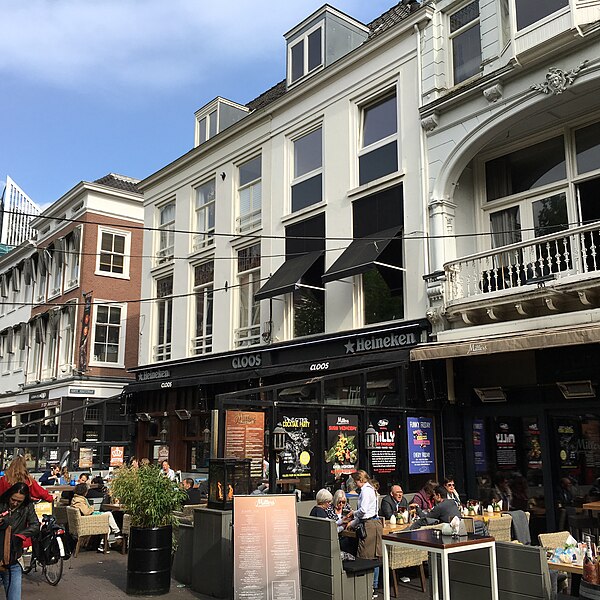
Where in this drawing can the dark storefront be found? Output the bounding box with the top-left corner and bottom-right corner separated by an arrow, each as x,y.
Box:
126,319 -> 448,497
412,338 -> 600,535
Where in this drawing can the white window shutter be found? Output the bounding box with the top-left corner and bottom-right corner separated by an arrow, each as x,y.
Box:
571,0 -> 600,27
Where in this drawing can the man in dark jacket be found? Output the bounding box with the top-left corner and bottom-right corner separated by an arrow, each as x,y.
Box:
412,485 -> 462,523
182,478 -> 203,505
380,485 -> 409,519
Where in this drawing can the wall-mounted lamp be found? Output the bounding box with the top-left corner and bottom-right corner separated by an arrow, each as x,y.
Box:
175,409 -> 192,420
220,172 -> 226,181
136,412 -> 152,422
159,428 -> 168,444
474,387 -> 507,403
557,380 -> 595,399
365,424 -> 377,451
202,427 -> 211,445
71,437 -> 80,452
272,423 -> 286,453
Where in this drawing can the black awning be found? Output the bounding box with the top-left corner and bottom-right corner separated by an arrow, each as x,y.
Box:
255,251 -> 324,301
322,226 -> 403,283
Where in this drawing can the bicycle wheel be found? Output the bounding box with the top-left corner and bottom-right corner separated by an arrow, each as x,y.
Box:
43,558 -> 63,585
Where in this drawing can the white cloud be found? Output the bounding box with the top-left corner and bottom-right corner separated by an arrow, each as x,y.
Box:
0,0 -> 389,93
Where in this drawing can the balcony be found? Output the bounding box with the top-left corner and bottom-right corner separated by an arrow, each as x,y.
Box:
441,221 -> 600,325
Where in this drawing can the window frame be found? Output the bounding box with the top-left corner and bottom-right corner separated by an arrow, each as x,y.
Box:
288,22 -> 324,85
48,247 -> 64,300
291,126 -> 323,213
237,155 -> 262,233
157,201 -> 176,264
58,304 -> 76,374
193,179 -> 216,252
235,243 -> 261,348
512,0 -> 569,33
447,0 -> 482,85
191,261 -> 214,355
95,227 -> 131,279
65,228 -> 81,290
89,301 -> 126,368
154,274 -> 174,362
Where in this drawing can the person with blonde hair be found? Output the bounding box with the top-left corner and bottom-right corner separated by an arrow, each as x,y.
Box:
310,488 -> 333,518
0,455 -> 54,501
349,470 -> 382,598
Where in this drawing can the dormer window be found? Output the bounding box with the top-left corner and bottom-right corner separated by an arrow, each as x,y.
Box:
289,25 -> 323,84
198,110 -> 217,145
194,98 -> 249,148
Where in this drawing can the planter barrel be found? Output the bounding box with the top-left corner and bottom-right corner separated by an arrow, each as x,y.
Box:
126,525 -> 172,596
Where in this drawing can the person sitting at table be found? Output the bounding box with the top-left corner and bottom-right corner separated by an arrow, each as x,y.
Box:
182,478 -> 203,505
412,485 -> 462,524
86,476 -> 108,500
443,476 -> 462,508
326,489 -> 356,555
509,474 -> 529,511
0,455 -> 54,502
71,483 -> 122,552
161,460 -> 176,481
380,484 -> 408,520
39,464 -> 60,486
310,489 -> 333,518
411,479 -> 437,511
489,472 -> 513,511
59,466 -> 71,485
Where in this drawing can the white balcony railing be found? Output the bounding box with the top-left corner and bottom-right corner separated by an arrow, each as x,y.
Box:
234,325 -> 261,348
444,221 -> 600,304
191,335 -> 212,355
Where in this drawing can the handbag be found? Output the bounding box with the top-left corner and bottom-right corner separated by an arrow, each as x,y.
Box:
356,521 -> 367,540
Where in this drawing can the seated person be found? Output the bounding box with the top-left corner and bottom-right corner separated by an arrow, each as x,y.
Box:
86,476 -> 107,500
489,472 -> 513,511
310,489 -> 333,518
39,465 -> 60,486
326,489 -> 355,555
380,484 -> 408,519
70,483 -> 122,551
182,478 -> 203,505
412,485 -> 462,524
443,476 -> 462,508
411,480 -> 437,510
63,472 -> 92,503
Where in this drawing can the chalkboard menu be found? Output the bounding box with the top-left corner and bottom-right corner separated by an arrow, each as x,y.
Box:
233,495 -> 300,600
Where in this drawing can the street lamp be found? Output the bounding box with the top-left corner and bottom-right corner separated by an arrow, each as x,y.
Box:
272,424 -> 286,453
364,424 -> 377,451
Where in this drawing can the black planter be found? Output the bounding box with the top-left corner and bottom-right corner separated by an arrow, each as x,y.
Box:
126,525 -> 172,596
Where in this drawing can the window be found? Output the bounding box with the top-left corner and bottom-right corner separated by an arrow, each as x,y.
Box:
449,1 -> 481,84
286,215 -> 325,337
9,269 -> 20,310
289,25 -> 323,84
292,128 -> 322,212
359,93 -> 398,185
65,229 -> 81,288
49,250 -> 63,297
35,252 -> 48,303
42,311 -> 59,380
192,262 -> 214,355
515,0 -> 568,31
238,156 -> 262,232
157,202 -> 175,262
97,228 -> 130,277
193,180 -> 216,251
155,275 -> 173,361
575,121 -> 600,175
15,326 -> 25,370
92,304 -> 125,365
59,305 -> 76,373
236,244 -> 261,347
27,319 -> 44,382
198,109 -> 218,144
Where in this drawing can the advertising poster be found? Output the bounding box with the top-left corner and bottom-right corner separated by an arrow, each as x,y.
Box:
233,495 -> 300,600
279,415 -> 312,478
78,447 -> 93,469
495,418 -> 518,470
407,416 -> 436,475
371,416 -> 397,476
110,446 -> 125,467
325,415 -> 358,476
556,418 -> 579,470
523,419 -> 542,470
473,418 -> 487,473
224,411 -> 265,479
581,419 -> 600,471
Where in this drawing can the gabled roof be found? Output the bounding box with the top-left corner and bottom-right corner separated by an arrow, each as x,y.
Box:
94,173 -> 141,194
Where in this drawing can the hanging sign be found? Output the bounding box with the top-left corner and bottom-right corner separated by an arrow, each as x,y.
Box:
407,416 -> 436,475
110,446 -> 125,467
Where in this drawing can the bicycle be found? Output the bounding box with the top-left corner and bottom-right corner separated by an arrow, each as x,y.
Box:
23,513 -> 71,585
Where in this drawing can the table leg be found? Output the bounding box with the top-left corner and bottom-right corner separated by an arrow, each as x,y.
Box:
382,543 -> 390,600
488,545 -> 499,600
430,553 -> 440,600
441,553 -> 451,600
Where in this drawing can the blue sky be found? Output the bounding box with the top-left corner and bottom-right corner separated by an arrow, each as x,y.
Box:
0,0 -> 396,208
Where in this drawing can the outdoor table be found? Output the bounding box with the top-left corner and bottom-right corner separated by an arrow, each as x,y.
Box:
582,501 -> 600,514
548,560 -> 582,596
340,521 -> 409,538
382,529 -> 499,600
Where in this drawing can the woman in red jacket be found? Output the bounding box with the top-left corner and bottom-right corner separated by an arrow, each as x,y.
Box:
0,456 -> 53,502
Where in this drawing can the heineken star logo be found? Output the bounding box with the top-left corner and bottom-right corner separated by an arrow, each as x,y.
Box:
344,341 -> 355,353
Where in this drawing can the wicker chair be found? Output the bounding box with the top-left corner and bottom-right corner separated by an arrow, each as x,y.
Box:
65,506 -> 111,557
486,514 -> 513,542
52,504 -> 69,530
121,513 -> 132,555
538,531 -> 571,551
387,523 -> 443,596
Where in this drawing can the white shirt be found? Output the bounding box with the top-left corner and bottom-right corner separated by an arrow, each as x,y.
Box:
350,482 -> 378,527
163,468 -> 176,481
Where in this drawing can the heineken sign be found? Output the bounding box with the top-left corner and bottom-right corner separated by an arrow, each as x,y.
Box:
344,331 -> 417,354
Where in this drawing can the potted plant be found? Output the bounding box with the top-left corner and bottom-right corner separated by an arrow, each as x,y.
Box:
110,464 -> 187,596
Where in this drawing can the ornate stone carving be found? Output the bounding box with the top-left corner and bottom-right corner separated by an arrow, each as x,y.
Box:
531,61 -> 588,95
483,83 -> 503,103
421,113 -> 439,132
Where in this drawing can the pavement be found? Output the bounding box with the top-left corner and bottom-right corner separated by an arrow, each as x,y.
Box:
22,547 -> 429,600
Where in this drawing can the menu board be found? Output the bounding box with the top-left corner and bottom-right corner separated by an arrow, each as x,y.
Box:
233,495 -> 300,600
473,419 -> 487,473
495,418 -> 518,470
225,411 -> 265,479
407,416 -> 436,475
279,415 -> 312,479
325,415 -> 358,476
556,418 -> 579,470
371,416 -> 397,475
78,447 -> 93,469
